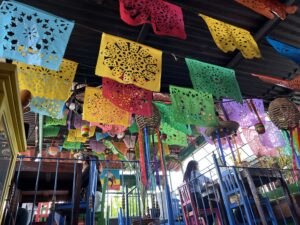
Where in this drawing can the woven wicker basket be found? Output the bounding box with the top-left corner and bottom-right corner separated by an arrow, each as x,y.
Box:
205,120 -> 239,140
268,98 -> 300,130
136,104 -> 161,134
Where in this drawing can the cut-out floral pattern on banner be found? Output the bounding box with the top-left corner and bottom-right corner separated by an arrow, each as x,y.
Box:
266,36 -> 300,64
185,58 -> 243,103
235,0 -> 298,20
66,129 -> 87,143
0,0 -> 74,70
44,115 -> 67,127
30,96 -> 65,119
96,33 -> 162,92
102,78 -> 153,116
91,122 -> 127,136
199,14 -> 261,59
169,85 -> 218,126
15,59 -> 77,101
120,0 -> 186,39
221,99 -> 265,128
158,123 -> 188,147
83,87 -> 131,127
154,102 -> 190,134
252,73 -> 300,91
258,121 -> 285,148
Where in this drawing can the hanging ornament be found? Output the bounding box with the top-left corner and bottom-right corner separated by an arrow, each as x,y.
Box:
20,89 -> 32,108
248,99 -> 265,134
252,73 -> 300,91
136,104 -> 161,134
199,14 -> 261,59
81,124 -> 90,137
235,0 -> 297,20
268,98 -> 300,130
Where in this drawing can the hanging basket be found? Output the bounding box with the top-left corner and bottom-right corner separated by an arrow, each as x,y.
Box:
136,104 -> 161,134
268,98 -> 300,130
205,120 -> 239,140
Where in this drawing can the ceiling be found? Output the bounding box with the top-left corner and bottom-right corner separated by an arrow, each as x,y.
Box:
12,0 -> 300,102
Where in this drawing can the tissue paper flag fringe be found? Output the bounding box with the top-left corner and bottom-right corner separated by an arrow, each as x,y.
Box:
30,96 -> 65,119
169,85 -> 218,126
221,99 -> 265,128
62,141 -> 82,150
96,33 -> 162,92
102,78 -> 153,116
235,0 -> 297,20
252,73 -> 300,91
15,59 -> 77,101
266,36 -> 300,64
185,58 -> 242,102
66,129 -> 87,143
44,115 -> 67,127
83,87 -> 131,127
0,0 -> 74,70
258,121 -> 285,148
154,102 -> 190,134
199,14 -> 261,59
120,0 -> 186,39
91,123 -> 127,136
242,128 -> 278,157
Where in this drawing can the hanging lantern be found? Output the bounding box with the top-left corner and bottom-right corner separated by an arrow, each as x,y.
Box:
136,104 -> 161,134
81,124 -> 90,137
268,98 -> 300,130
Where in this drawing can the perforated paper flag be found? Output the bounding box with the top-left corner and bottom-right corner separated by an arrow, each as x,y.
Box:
30,96 -> 65,118
185,58 -> 242,102
0,0 -> 74,70
66,129 -> 87,143
96,33 -> 162,92
235,0 -> 297,20
120,0 -> 186,39
102,78 -> 153,116
266,36 -> 300,64
169,86 -> 218,126
15,59 -> 77,101
199,14 -> 261,59
83,87 -> 131,127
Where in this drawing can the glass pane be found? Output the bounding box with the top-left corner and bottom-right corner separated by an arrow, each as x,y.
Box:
0,118 -> 12,202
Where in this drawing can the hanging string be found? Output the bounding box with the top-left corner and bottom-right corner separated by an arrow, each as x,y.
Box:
249,99 -> 264,125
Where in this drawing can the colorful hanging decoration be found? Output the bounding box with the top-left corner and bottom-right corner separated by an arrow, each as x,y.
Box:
199,14 -> 261,59
95,33 -> 162,92
62,141 -> 82,150
15,59 -> 77,101
153,92 -> 171,102
266,36 -> 300,64
158,123 -> 188,147
235,0 -> 298,20
268,98 -> 300,130
242,128 -> 278,157
43,126 -> 60,138
154,102 -> 190,134
89,140 -> 105,153
221,99 -> 265,128
83,87 -> 131,127
30,96 -> 65,118
91,122 -> 127,136
252,73 -> 300,91
66,129 -> 87,143
74,114 -> 89,128
119,0 -> 186,39
169,85 -> 218,126
258,121 -> 285,148
102,78 -> 153,116
0,0 -> 74,70
136,104 -> 161,134
44,115 -> 67,127
95,132 -> 109,141
185,58 -> 242,102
